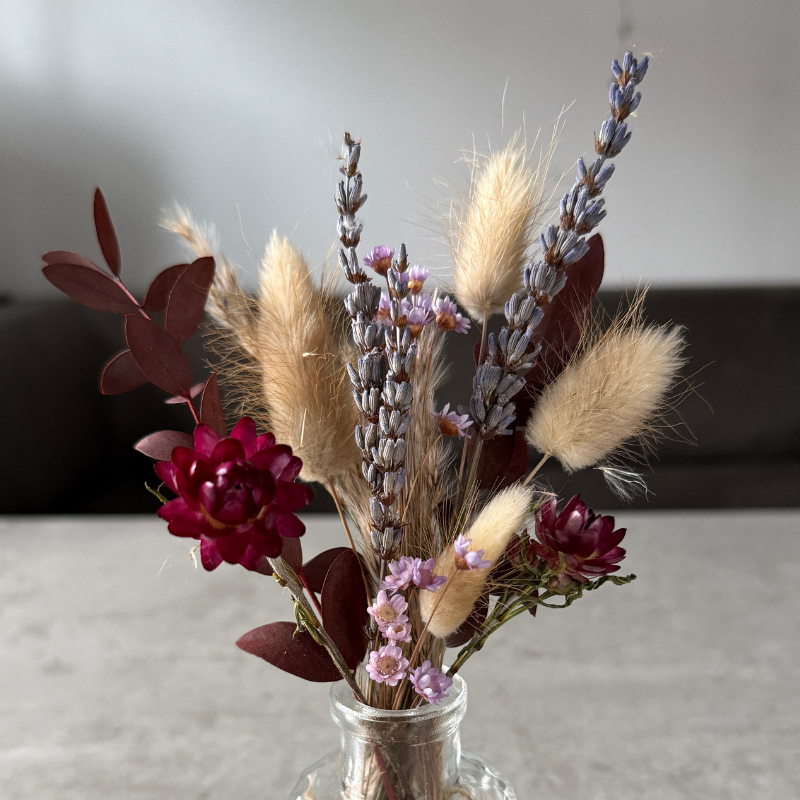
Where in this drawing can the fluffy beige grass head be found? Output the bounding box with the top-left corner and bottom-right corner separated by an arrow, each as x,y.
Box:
420,485 -> 532,639
449,135 -> 552,322
256,231 -> 359,484
526,298 -> 687,472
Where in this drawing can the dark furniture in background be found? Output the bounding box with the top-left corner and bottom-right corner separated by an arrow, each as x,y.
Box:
3,289 -> 799,514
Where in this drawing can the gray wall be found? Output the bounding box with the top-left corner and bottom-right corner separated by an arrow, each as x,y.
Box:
1,0 -> 798,301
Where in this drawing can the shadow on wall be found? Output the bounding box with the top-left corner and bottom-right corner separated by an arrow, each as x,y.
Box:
0,77 -> 179,302
0,76 -> 193,513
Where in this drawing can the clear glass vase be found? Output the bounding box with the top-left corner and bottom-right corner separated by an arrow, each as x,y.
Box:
288,675 -> 516,800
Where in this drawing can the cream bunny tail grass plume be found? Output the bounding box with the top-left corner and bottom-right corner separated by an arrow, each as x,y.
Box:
526,299 -> 687,473
450,135 -> 553,322
161,206 -> 258,357
256,231 -> 360,485
420,485 -> 532,639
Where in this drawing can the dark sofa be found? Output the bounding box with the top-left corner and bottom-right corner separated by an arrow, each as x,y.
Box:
2,288 -> 799,514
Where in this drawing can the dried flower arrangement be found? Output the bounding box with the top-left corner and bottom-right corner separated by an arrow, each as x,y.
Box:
42,52 -> 685,796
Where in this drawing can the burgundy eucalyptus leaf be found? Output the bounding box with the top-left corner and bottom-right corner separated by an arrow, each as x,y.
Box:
164,256 -> 215,344
321,550 -> 369,669
200,372 -> 227,438
42,262 -> 139,315
236,621 -> 342,682
134,429 -> 194,461
303,547 -> 351,594
99,349 -> 148,395
93,188 -> 121,276
444,596 -> 488,648
475,430 -> 516,490
42,250 -> 98,269
143,263 -> 189,313
527,234 -> 605,394
164,381 -> 206,404
125,315 -> 193,396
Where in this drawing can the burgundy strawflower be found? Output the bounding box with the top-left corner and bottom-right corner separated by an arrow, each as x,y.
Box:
410,660 -> 453,705
155,418 -> 312,571
530,494 -> 626,587
363,245 -> 395,277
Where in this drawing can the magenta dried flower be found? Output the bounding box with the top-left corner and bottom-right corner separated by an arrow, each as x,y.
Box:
383,620 -> 413,643
434,296 -> 471,334
367,589 -> 409,632
155,417 -> 312,571
410,660 -> 453,705
407,265 -> 429,294
432,403 -> 473,439
363,245 -> 394,277
453,533 -> 491,571
530,494 -> 626,586
366,643 -> 409,686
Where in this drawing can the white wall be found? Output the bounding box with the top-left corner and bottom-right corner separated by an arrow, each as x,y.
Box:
1,0 -> 798,301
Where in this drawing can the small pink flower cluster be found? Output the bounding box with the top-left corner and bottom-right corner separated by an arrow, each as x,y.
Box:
365,556 -> 451,703
365,246 -> 470,338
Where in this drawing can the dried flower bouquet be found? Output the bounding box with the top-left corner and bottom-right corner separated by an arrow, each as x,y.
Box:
42,52 -> 684,797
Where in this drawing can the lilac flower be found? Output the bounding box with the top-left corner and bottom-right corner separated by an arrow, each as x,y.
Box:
407,303 -> 435,338
363,245 -> 394,277
367,589 -> 409,632
375,291 -> 392,327
366,643 -> 409,686
381,556 -> 448,593
383,620 -> 413,643
412,557 -> 448,591
381,556 -> 417,592
410,660 -> 453,705
432,403 -> 473,439
453,533 -> 491,571
407,265 -> 429,294
433,296 -> 470,334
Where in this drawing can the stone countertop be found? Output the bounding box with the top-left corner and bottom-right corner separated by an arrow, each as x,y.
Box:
1,512 -> 798,799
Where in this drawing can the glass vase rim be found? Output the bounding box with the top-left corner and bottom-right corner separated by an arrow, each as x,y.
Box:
330,672 -> 466,724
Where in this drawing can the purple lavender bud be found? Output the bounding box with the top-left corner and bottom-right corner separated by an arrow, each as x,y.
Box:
632,56 -> 649,84
410,660 -> 453,705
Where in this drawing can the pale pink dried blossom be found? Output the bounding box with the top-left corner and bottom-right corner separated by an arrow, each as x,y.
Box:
383,620 -> 413,643
407,303 -> 435,338
381,556 -> 448,593
366,643 -> 409,686
407,265 -> 430,294
363,245 -> 394,277
410,660 -> 453,705
375,291 -> 392,327
432,403 -> 473,439
453,533 -> 491,570
367,589 -> 409,632
434,296 -> 471,334
413,557 -> 448,591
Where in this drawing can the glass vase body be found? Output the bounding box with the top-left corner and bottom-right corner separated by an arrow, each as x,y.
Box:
288,675 -> 516,800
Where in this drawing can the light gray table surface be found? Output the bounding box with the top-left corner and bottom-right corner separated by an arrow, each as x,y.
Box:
1,512 -> 798,800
